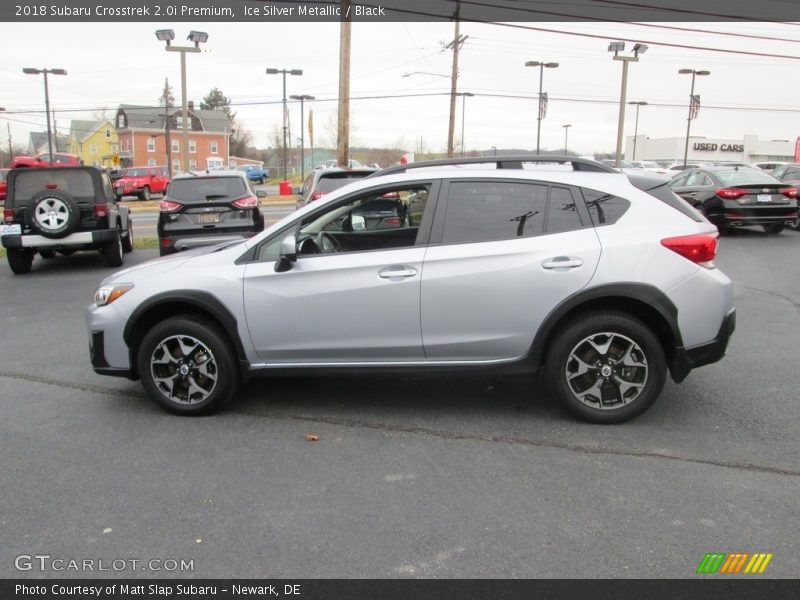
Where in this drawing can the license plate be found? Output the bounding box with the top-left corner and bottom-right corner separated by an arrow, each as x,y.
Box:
199,213 -> 219,224
0,224 -> 21,236
757,194 -> 772,203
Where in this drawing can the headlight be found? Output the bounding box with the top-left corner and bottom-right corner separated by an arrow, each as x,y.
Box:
94,283 -> 134,307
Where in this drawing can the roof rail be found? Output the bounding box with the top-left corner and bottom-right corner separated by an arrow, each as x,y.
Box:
367,155 -> 618,178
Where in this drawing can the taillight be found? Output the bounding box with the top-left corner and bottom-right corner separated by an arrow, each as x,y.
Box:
3,208 -> 14,223
780,187 -> 797,198
160,238 -> 172,247
232,195 -> 259,209
716,188 -> 747,200
384,217 -> 402,226
160,200 -> 183,212
661,233 -> 719,266
94,203 -> 108,218
310,191 -> 327,201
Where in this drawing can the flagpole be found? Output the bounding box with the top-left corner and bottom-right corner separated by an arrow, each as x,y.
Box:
680,68 -> 710,168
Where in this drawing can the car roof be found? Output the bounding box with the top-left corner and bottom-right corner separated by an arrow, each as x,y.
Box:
171,170 -> 245,180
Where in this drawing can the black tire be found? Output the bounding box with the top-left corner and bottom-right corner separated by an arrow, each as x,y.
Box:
101,230 -> 124,267
7,248 -> 34,274
28,190 -> 80,239
139,186 -> 151,201
137,315 -> 240,415
545,311 -> 667,424
39,250 -> 56,259
121,218 -> 134,253
787,218 -> 800,231
763,223 -> 784,234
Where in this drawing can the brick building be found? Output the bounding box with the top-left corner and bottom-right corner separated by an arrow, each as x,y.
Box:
114,103 -> 229,174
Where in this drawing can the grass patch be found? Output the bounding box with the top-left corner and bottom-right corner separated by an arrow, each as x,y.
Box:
134,237 -> 160,250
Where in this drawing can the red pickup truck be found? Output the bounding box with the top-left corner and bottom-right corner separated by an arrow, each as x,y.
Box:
11,153 -> 82,168
113,166 -> 170,200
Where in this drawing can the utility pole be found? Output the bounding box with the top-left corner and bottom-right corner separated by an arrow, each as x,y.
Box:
337,0 -> 352,167
7,123 -> 13,166
446,15 -> 467,158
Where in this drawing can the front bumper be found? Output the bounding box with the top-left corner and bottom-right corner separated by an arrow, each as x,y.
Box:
87,303 -> 136,379
2,228 -> 118,249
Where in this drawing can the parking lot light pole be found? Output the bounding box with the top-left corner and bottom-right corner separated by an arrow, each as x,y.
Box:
267,68 -> 303,182
628,101 -> 648,161
562,124 -> 571,155
290,94 -> 315,182
524,61 -> 559,155
156,29 -> 207,174
22,67 -> 67,161
679,69 -> 710,168
609,42 -> 647,168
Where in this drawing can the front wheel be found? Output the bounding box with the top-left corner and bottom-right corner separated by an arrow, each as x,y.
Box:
140,186 -> 151,201
545,311 -> 667,424
101,230 -> 124,267
137,315 -> 240,415
121,219 -> 134,253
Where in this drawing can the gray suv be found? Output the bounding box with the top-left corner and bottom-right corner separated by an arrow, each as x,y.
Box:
86,157 -> 735,423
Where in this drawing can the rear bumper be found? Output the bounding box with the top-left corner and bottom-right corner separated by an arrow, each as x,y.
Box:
2,228 -> 117,249
160,232 -> 253,253
670,309 -> 736,382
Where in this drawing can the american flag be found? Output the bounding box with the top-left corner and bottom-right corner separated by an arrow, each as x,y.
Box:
538,92 -> 548,120
689,94 -> 701,120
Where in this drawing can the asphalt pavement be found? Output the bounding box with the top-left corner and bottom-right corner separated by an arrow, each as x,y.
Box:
0,227 -> 797,578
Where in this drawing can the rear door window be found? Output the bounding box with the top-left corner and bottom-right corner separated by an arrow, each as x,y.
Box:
438,181 -> 586,245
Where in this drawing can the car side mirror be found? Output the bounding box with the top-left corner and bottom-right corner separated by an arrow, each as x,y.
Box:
256,190 -> 267,198
292,186 -> 300,195
275,234 -> 297,272
351,214 -> 366,231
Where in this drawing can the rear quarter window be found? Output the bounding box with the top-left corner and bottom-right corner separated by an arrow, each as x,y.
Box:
580,188 -> 631,226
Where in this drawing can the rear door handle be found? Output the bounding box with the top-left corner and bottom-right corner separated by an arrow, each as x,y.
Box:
378,266 -> 418,279
542,257 -> 583,270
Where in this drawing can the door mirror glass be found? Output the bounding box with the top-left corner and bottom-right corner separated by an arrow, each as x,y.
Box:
351,214 -> 366,231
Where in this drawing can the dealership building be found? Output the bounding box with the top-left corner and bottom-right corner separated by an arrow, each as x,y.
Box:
624,135 -> 798,164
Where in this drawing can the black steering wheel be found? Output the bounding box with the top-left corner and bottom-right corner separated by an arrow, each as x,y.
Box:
316,231 -> 342,253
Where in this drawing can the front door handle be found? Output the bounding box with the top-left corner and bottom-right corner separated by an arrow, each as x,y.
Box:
542,257 -> 584,270
378,266 -> 418,279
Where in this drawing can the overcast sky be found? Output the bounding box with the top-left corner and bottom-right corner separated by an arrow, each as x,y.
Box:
1,20 -> 799,156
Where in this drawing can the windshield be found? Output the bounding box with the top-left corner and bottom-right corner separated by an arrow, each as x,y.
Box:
167,176 -> 248,202
316,173 -> 372,193
715,170 -> 780,185
121,168 -> 149,178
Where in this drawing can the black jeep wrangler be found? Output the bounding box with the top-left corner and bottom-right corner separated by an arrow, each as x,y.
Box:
1,166 -> 133,274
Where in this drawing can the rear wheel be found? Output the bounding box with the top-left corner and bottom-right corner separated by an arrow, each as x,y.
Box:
137,315 -> 240,415
101,230 -> 124,267
763,223 -> 784,234
7,248 -> 34,274
545,311 -> 667,424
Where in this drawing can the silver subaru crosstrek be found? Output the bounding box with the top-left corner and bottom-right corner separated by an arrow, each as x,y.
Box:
87,157 -> 735,423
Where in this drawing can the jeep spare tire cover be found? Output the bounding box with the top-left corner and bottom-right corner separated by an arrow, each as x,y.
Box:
29,190 -> 81,239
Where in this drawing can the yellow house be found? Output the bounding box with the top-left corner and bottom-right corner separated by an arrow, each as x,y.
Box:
68,119 -> 119,168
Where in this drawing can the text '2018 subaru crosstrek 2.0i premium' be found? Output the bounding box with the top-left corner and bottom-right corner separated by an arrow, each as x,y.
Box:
87,157 -> 735,423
